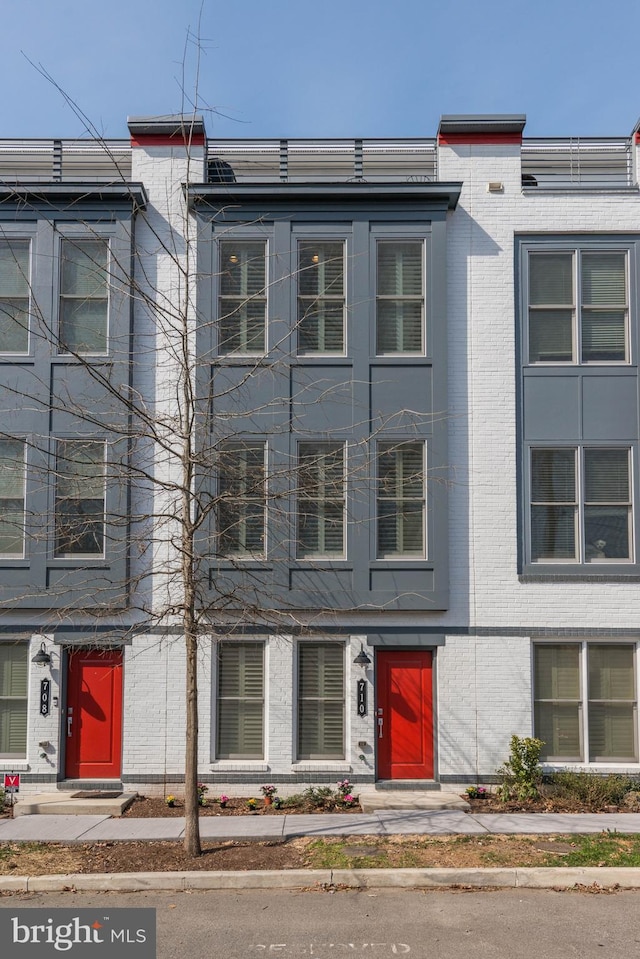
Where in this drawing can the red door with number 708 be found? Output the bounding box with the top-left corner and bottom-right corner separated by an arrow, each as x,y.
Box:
376,650 -> 433,780
65,650 -> 123,779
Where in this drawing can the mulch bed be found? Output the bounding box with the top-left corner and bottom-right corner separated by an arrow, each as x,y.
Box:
123,796 -> 363,817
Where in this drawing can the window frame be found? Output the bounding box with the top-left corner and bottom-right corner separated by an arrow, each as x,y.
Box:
296,441 -> 346,559
215,641 -> 265,760
527,444 -> 634,567
376,440 -> 427,560
296,239 -> 346,356
53,438 -> 107,559
57,235 -> 111,356
375,238 -> 426,356
0,235 -> 32,356
216,441 -> 267,559
297,641 -> 345,761
0,641 -> 28,760
534,641 -> 638,764
525,244 -> 631,367
0,439 -> 26,560
216,237 -> 268,356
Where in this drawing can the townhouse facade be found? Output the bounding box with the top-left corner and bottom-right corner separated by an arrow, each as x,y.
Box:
1,113 -> 640,795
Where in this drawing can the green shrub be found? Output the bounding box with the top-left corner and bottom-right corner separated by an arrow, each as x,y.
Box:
547,771 -> 640,809
302,786 -> 336,809
497,735 -> 544,801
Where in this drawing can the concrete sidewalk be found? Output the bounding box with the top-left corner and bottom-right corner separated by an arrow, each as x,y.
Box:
3,809 -> 640,842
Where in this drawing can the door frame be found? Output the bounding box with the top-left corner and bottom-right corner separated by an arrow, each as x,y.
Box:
375,647 -> 437,781
63,647 -> 124,781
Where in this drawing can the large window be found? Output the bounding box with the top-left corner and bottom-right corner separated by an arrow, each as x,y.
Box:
528,250 -> 628,364
217,443 -> 266,557
59,238 -> 109,354
535,643 -> 637,762
297,241 -> 345,353
218,240 -> 266,354
216,642 -> 264,759
298,642 -> 344,759
0,440 -> 25,558
376,240 -> 424,354
297,443 -> 345,558
0,643 -> 28,758
55,440 -> 106,557
530,447 -> 632,563
0,239 -> 30,353
377,442 -> 426,558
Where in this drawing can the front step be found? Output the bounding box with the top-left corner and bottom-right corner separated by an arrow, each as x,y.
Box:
374,780 -> 442,791
358,789 -> 469,813
13,792 -> 136,818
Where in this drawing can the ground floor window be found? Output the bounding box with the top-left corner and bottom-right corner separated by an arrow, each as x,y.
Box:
297,642 -> 344,759
534,642 -> 637,762
0,642 -> 28,758
216,642 -> 264,759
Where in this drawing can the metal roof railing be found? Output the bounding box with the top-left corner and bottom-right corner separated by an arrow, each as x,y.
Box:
521,138 -> 634,189
0,139 -> 132,183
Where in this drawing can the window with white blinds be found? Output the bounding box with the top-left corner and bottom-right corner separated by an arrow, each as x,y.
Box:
376,241 -> 424,354
216,642 -> 264,759
297,443 -> 345,558
297,642 -> 344,759
297,241 -> 345,354
0,643 -> 28,758
535,643 -> 637,762
0,439 -> 26,557
377,442 -> 425,558
530,447 -> 631,563
218,240 -> 266,354
55,440 -> 106,557
528,250 -> 628,364
0,239 -> 30,353
59,239 -> 109,354
217,443 -> 266,556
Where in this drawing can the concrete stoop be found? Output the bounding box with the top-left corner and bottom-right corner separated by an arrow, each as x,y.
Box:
12,792 -> 136,818
358,790 -> 469,813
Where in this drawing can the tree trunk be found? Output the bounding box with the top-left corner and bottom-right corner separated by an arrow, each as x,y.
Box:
183,627 -> 201,857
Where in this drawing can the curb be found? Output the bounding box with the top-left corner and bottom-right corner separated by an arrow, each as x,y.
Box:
2,867 -> 640,893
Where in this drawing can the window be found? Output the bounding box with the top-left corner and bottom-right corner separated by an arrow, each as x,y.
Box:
59,238 -> 109,353
298,642 -> 344,759
376,240 -> 424,354
530,447 -> 632,563
535,643 -> 637,762
297,241 -> 345,353
297,443 -> 345,557
0,643 -> 28,758
0,440 -> 25,557
218,240 -> 266,354
217,443 -> 265,556
0,239 -> 30,353
55,440 -> 106,557
377,442 -> 425,558
217,642 -> 264,759
528,250 -> 628,364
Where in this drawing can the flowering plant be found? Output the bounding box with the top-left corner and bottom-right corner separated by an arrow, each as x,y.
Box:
218,794 -> 229,807
260,784 -> 277,797
465,785 -> 487,799
336,778 -> 351,796
341,793 -> 358,807
198,782 -> 209,806
165,795 -> 176,807
247,798 -> 258,809
273,796 -> 283,809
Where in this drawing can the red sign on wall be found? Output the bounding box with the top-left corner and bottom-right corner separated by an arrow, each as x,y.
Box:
3,774 -> 20,792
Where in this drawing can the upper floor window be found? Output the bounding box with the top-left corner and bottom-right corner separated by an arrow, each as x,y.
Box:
376,241 -> 424,354
218,240 -> 266,354
377,441 -> 426,558
528,250 -> 628,364
59,239 -> 109,354
530,447 -> 632,563
0,440 -> 26,558
297,442 -> 345,558
297,241 -> 345,354
0,240 -> 30,354
217,443 -> 266,557
0,642 -> 28,759
55,440 -> 106,557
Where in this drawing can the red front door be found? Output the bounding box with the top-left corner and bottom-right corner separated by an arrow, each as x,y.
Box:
65,649 -> 123,779
376,650 -> 433,780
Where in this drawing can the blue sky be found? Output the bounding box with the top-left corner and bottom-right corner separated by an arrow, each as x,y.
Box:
4,0 -> 640,140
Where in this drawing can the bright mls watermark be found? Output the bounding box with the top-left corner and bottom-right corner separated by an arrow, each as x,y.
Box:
0,908 -> 155,957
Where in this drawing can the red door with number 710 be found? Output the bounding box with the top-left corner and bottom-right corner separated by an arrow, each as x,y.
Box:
65,649 -> 123,779
376,650 -> 433,780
